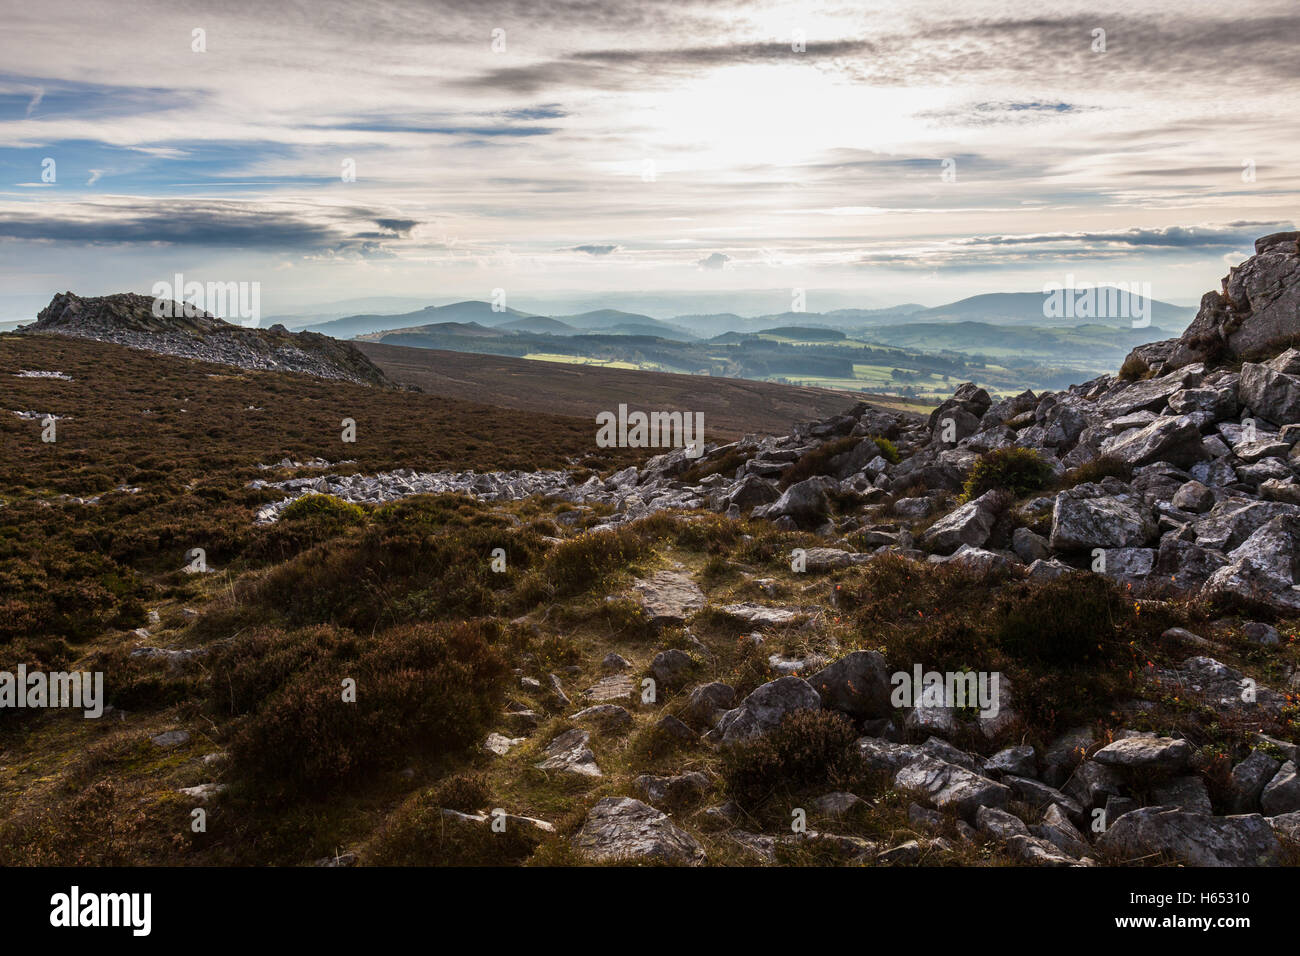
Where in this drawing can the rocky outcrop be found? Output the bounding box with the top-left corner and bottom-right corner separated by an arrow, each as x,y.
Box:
24,291 -> 391,386
1137,231 -> 1300,374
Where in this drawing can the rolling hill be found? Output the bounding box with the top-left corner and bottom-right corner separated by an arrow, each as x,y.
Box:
353,340 -> 902,437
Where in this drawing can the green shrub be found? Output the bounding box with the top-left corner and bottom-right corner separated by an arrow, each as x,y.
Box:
1058,455 -> 1132,489
279,493 -> 366,525
249,520 -> 543,630
961,447 -> 1054,502
870,435 -> 901,465
1118,352 -> 1152,381
721,709 -> 858,806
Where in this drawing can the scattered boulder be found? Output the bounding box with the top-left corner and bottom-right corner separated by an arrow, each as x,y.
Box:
571,797 -> 706,866
715,676 -> 821,743
631,570 -> 706,626
535,728 -> 602,778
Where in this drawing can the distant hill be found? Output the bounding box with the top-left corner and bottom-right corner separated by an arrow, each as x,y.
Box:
307,301 -> 538,338
558,309 -> 695,340
358,321 -> 504,342
856,320 -> 1170,362
497,315 -> 579,335
759,326 -> 847,341
911,291 -> 1194,328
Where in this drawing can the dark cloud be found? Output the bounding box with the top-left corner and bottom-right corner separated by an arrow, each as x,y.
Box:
498,105 -> 568,120
0,201 -> 412,252
374,218 -> 419,236
457,39 -> 876,93
955,223 -> 1295,250
572,243 -> 620,255
697,252 -> 731,270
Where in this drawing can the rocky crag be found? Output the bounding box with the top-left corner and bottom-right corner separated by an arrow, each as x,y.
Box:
22,291 -> 391,386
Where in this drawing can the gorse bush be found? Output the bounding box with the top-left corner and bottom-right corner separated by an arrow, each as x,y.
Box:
252,493 -> 368,563
869,435 -> 901,465
961,447 -> 1054,501
278,493 -> 367,525
721,709 -> 858,806
210,620 -> 509,800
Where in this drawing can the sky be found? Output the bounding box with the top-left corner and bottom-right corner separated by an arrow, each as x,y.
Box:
0,0 -> 1297,320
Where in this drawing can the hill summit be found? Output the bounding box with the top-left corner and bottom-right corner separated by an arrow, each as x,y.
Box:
25,291 -> 391,386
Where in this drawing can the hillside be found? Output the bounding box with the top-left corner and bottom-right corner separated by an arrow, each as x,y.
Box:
353,340 -> 902,438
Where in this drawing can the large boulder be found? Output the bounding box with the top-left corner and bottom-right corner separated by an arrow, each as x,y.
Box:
1202,514 -> 1300,610
921,490 -> 1000,553
893,755 -> 1011,820
1096,370 -> 1200,418
572,797 -> 706,865
1097,807 -> 1282,866
1049,492 -> 1155,551
806,650 -> 893,720
630,569 -> 706,626
1261,761 -> 1300,816
754,476 -> 836,526
1239,362 -> 1300,427
1100,415 -> 1207,469
721,475 -> 779,512
535,728 -> 603,778
1092,736 -> 1193,772
715,676 -> 821,743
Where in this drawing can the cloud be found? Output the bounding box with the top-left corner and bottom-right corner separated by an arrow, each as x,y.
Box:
0,200 -> 414,252
458,39 -> 877,93
955,223 -> 1296,251
374,218 -> 419,237
571,243 -> 620,256
696,252 -> 731,270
